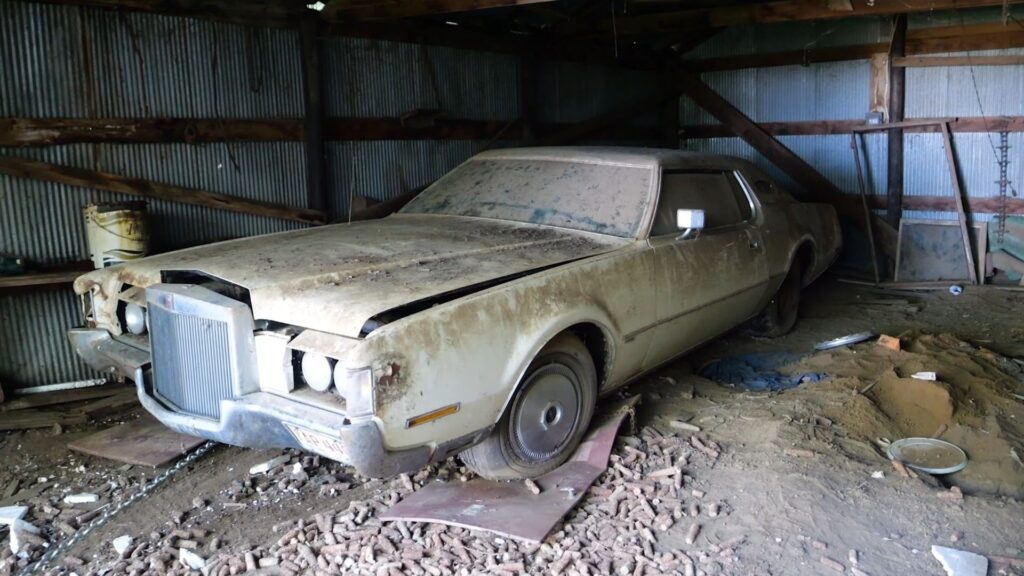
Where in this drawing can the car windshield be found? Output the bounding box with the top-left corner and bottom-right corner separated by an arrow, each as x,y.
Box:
400,158 -> 653,238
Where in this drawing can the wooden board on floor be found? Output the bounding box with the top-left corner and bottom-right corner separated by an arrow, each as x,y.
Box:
68,413 -> 205,467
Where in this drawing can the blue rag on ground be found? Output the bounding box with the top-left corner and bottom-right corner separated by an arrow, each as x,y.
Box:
698,352 -> 825,392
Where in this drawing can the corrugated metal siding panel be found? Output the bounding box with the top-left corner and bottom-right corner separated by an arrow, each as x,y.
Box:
0,291 -> 102,387
904,132 -> 1023,200
537,60 -> 660,126
325,140 -> 500,216
688,18 -> 886,59
905,48 -> 1024,118
0,1 -> 303,118
681,133 -> 888,199
322,37 -> 519,121
683,60 -> 869,125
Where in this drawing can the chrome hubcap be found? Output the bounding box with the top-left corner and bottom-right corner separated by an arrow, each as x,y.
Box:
512,364 -> 581,461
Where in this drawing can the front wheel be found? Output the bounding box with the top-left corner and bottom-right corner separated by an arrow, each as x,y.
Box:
750,262 -> 802,337
461,333 -> 597,480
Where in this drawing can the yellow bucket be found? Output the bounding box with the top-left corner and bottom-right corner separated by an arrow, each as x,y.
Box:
83,202 -> 149,269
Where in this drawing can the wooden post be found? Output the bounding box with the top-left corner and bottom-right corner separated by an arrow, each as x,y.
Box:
940,122 -> 979,284
300,15 -> 327,215
851,133 -> 881,284
886,14 -> 907,229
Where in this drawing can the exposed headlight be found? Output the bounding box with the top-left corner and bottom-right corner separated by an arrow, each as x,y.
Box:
125,303 -> 147,335
300,352 -> 335,392
334,365 -> 374,417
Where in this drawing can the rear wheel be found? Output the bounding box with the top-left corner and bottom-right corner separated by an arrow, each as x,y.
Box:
461,333 -> 597,480
751,261 -> 802,337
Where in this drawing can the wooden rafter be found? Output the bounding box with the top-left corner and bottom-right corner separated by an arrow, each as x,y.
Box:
563,0 -> 1024,38
323,0 -> 556,21
0,156 -> 328,225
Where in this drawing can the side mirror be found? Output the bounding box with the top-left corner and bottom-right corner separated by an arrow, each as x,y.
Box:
676,209 -> 705,240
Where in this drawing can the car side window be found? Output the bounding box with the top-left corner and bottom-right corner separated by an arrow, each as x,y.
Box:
651,170 -> 753,237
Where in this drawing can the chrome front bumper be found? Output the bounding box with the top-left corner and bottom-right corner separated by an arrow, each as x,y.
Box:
68,328 -> 431,477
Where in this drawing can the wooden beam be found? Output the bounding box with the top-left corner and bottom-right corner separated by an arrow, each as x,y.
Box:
681,116 -> 1024,138
0,156 -> 327,225
28,0 -> 304,28
685,22 -> 1024,72
887,14 -> 907,230
893,55 -> 1024,67
565,0 -> 1024,38
324,0 -> 555,21
868,195 -> 1024,214
671,66 -> 898,257
0,117 -> 527,146
0,271 -> 84,290
941,122 -> 978,284
0,118 -> 302,146
300,15 -> 327,214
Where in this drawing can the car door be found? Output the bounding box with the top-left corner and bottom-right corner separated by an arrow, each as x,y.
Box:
641,168 -> 770,369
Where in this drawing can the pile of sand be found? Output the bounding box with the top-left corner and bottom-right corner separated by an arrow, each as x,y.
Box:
786,332 -> 1024,497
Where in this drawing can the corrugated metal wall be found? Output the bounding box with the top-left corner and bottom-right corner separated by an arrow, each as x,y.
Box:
679,6 -> 1021,227
0,1 -> 524,388
320,36 -> 521,217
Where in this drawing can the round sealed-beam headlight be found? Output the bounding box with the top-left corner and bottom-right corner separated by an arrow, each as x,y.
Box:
125,303 -> 147,335
300,352 -> 335,392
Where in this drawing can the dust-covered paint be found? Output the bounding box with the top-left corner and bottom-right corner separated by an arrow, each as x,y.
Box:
70,147 -> 842,471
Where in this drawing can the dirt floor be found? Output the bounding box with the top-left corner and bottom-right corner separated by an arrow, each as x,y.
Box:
2,277 -> 1023,576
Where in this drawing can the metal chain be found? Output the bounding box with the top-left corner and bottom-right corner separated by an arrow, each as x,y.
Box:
21,441 -> 217,576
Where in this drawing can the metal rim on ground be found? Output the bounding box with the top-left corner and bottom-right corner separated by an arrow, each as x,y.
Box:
814,332 -> 875,351
886,437 -> 968,475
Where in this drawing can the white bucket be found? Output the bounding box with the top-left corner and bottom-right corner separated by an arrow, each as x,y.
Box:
83,202 -> 149,269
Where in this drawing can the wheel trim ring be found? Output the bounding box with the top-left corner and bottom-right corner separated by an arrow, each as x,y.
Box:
509,362 -> 583,463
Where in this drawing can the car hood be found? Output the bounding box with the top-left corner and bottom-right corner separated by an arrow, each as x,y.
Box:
77,214 -> 628,337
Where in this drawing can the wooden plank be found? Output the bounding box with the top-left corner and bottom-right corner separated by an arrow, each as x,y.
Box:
0,117 -> 302,146
0,156 -> 328,225
869,53 -> 889,119
68,413 -> 205,467
672,65 -> 898,258
0,410 -> 90,431
0,384 -> 122,412
0,117 -> 526,146
564,0 -> 1024,39
868,195 -> 1024,214
324,0 -> 556,20
893,55 -> 1024,67
0,270 -> 83,289
941,122 -> 978,284
685,22 -> 1024,72
680,116 -> 1024,138
887,14 -> 907,229
28,0 -> 303,28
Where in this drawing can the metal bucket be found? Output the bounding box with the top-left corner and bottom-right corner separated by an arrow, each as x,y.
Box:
83,201 -> 149,269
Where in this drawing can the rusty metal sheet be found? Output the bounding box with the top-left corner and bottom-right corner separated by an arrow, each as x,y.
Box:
379,396 -> 638,543
68,413 -> 205,467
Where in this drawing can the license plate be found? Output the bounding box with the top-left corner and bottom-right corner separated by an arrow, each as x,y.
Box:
285,424 -> 349,463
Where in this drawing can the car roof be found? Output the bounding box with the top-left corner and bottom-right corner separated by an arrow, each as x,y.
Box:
472,146 -> 755,171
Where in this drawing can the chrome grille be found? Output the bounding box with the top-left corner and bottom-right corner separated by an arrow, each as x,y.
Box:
147,284 -> 256,420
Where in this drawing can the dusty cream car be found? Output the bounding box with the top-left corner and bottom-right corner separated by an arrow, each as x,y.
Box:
69,147 -> 840,479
